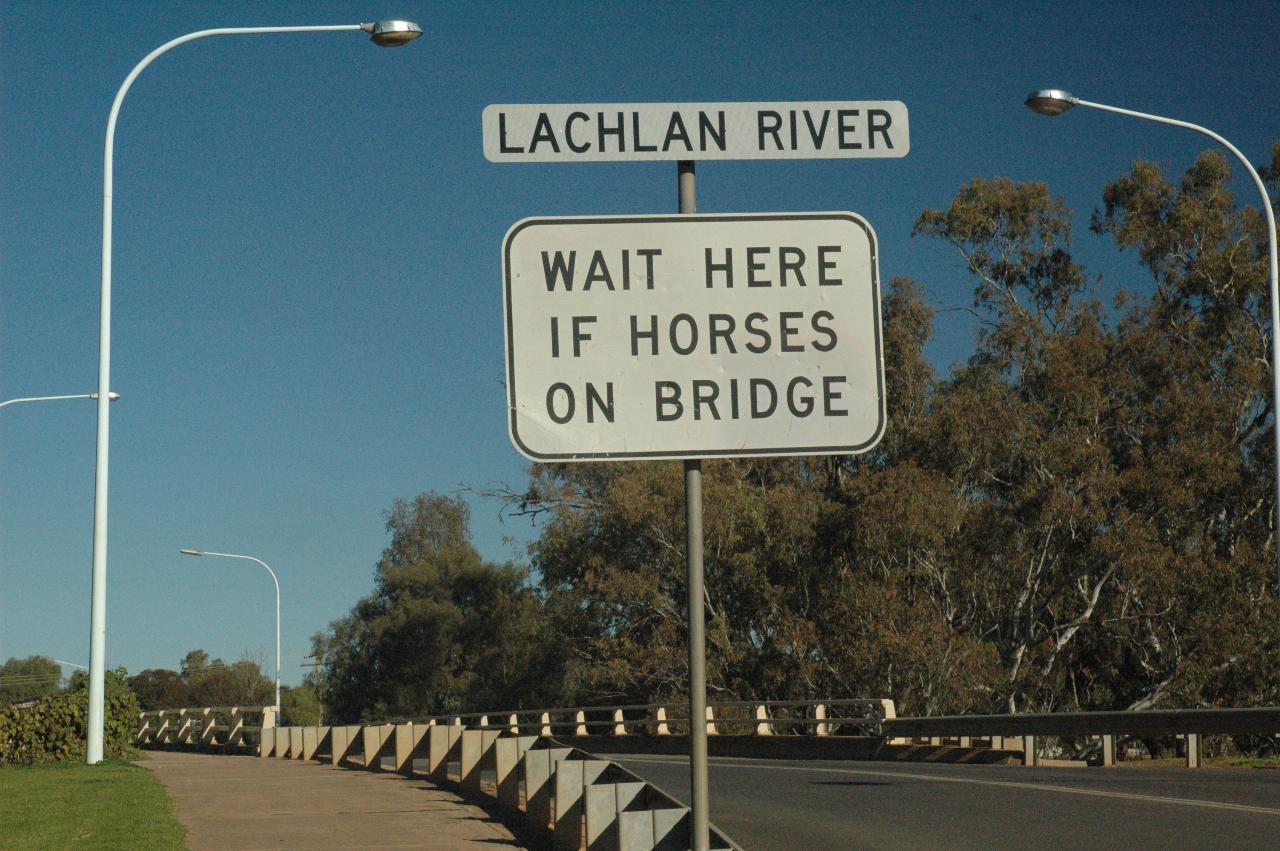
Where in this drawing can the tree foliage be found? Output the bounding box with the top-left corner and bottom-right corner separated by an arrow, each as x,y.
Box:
319,147 -> 1280,721
0,656 -> 63,705
317,493 -> 564,723
125,650 -> 273,710
0,668 -> 139,765
520,149 -> 1280,716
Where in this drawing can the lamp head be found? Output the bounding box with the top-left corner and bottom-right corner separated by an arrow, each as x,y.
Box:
1025,89 -> 1077,116
363,19 -> 423,47
179,549 -> 203,557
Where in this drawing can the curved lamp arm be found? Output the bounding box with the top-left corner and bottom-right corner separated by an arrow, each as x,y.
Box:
179,548 -> 281,711
87,18 -> 420,764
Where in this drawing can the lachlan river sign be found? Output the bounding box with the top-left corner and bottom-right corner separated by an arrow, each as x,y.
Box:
501,212 -> 886,461
483,101 -> 909,162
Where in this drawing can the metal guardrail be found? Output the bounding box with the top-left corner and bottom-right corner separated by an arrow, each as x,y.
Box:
883,707 -> 1280,767
388,698 -> 895,738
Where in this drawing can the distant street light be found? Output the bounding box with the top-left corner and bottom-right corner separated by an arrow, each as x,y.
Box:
0,392 -> 119,410
1025,89 -> 1280,596
85,18 -> 422,764
180,549 -> 281,711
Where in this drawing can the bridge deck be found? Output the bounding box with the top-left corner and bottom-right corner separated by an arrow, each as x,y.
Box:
140,750 -> 524,850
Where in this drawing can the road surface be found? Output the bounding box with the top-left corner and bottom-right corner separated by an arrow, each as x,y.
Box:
603,753 -> 1279,850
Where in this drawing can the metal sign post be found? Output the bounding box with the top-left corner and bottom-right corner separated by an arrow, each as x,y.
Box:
678,159 -> 711,851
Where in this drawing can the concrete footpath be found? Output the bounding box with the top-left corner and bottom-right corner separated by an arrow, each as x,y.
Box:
141,750 -> 525,850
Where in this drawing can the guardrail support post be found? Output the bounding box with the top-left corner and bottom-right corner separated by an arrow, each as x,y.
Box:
576,710 -> 588,736
509,713 -> 519,734
1023,735 -> 1037,767
541,711 -> 553,736
705,705 -> 718,736
815,703 -> 830,736
1186,733 -> 1202,768
1102,734 -> 1116,767
614,708 -> 628,736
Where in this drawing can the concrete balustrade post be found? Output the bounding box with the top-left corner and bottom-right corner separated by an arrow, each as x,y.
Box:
177,709 -> 192,746
362,724 -> 393,770
1102,734 -> 1116,767
227,708 -> 245,751
200,708 -> 217,749
259,727 -> 274,758
586,779 -> 646,850
815,703 -> 830,736
394,723 -> 426,775
576,710 -> 588,736
275,726 -> 290,758
655,706 -> 670,735
292,726 -> 305,759
554,759 -> 610,850
461,729 -> 501,795
613,708 -> 627,736
302,726 -> 320,760
1023,735 -> 1038,767
428,723 -> 461,783
540,712 -> 552,736
755,704 -> 774,735
509,713 -> 519,734
705,705 -> 718,735
495,735 -> 538,813
523,747 -> 572,833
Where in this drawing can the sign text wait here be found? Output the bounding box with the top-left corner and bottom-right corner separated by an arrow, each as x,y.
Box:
502,213 -> 886,461
484,101 -> 909,162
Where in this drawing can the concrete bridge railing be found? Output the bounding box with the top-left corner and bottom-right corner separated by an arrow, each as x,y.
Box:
136,705 -> 276,751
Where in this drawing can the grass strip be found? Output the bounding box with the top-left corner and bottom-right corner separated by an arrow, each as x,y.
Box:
0,759 -> 186,850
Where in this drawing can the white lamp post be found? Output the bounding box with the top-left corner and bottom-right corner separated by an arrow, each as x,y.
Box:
86,19 -> 422,765
1025,89 -> 1280,596
0,392 -> 118,410
180,549 -> 282,711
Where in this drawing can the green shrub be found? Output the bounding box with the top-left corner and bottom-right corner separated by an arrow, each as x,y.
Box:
0,668 -> 141,765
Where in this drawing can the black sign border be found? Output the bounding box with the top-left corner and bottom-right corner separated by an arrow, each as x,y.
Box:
502,212 -> 886,462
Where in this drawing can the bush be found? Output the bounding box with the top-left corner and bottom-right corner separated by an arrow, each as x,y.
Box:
0,668 -> 141,765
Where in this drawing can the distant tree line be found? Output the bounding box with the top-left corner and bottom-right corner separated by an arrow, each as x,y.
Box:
316,145 -> 1280,723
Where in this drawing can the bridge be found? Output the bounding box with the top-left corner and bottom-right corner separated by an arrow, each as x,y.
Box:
136,700 -> 1280,849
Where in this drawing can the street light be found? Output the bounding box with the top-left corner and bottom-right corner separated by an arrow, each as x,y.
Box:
86,19 -> 421,765
1024,88 -> 1280,596
180,549 -> 281,711
0,392 -> 119,410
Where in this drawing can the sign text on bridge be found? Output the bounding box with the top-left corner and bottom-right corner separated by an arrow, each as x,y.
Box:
502,212 -> 886,461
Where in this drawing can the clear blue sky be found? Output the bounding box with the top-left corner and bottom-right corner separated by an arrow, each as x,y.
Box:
2,1 -> 1277,688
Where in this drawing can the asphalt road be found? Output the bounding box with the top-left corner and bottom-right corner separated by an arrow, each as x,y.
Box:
602,753 -> 1280,850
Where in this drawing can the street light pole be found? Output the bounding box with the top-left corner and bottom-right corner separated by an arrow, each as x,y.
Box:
180,549 -> 282,711
1024,89 -> 1280,598
0,392 -> 118,410
86,19 -> 421,764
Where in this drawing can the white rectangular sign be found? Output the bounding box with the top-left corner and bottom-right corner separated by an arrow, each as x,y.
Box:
483,102 -> 908,162
502,213 -> 886,461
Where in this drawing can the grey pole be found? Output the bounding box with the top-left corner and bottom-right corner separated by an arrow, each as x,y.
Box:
678,159 -> 711,851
